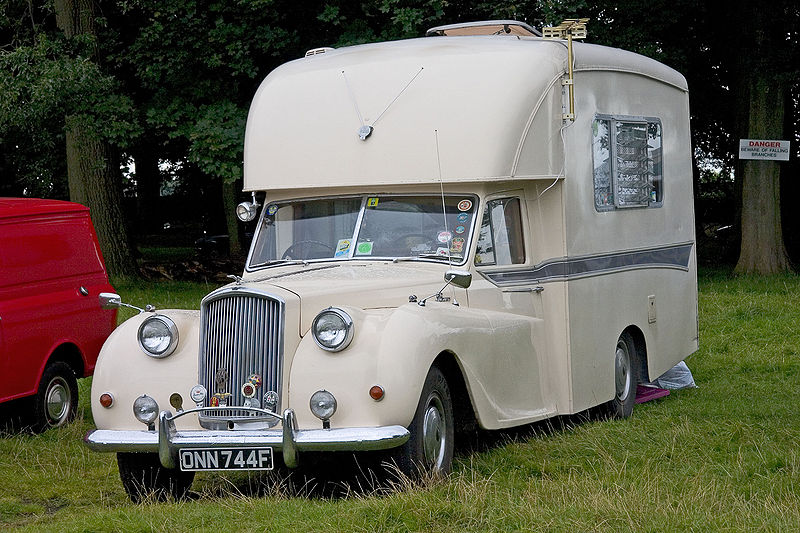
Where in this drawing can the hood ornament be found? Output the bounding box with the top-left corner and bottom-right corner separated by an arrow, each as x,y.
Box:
227,274 -> 243,285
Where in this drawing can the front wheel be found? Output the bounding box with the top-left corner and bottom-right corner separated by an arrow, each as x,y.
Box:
30,361 -> 78,432
387,366 -> 454,478
117,452 -> 195,502
602,331 -> 640,419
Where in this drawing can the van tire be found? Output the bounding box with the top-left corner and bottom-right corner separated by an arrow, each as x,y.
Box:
603,332 -> 639,419
30,361 -> 78,432
117,452 -> 195,502
386,366 -> 454,479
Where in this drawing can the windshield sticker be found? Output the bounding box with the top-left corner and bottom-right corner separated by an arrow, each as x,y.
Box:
456,213 -> 469,223
450,237 -> 465,253
334,239 -> 352,258
266,204 -> 279,216
437,231 -> 452,243
457,199 -> 473,212
436,247 -> 450,257
356,241 -> 374,255
455,225 -> 466,234
367,197 -> 379,207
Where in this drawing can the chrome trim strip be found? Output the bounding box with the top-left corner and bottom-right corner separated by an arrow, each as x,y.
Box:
482,242 -> 693,286
84,408 -> 410,470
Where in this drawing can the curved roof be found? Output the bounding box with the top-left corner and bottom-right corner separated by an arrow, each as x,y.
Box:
0,198 -> 87,219
244,36 -> 686,191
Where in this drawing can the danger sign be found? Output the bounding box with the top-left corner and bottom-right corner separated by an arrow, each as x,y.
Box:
739,139 -> 790,161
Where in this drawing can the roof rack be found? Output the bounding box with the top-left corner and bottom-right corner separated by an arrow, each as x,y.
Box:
426,20 -> 541,37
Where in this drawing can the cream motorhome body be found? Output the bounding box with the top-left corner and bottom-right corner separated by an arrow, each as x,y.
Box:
86,21 -> 698,501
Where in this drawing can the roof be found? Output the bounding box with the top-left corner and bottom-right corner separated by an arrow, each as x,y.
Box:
244,35 -> 687,192
0,198 -> 88,219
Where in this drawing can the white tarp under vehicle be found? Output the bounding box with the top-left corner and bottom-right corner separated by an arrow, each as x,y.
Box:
85,20 -> 698,501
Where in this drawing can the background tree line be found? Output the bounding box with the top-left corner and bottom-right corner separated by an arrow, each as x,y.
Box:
1,0 -> 797,276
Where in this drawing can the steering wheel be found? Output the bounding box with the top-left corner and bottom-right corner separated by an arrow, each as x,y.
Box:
396,233 -> 439,252
281,240 -> 335,260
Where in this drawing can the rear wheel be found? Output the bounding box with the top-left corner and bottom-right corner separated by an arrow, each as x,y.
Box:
117,452 -> 195,502
30,361 -> 78,432
603,331 -> 639,419
388,366 -> 454,478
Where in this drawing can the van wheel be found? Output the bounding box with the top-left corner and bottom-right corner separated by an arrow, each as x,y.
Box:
603,332 -> 639,419
117,452 -> 195,502
31,361 -> 78,432
387,366 -> 454,478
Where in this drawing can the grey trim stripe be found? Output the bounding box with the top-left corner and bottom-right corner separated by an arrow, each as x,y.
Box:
483,242 -> 694,286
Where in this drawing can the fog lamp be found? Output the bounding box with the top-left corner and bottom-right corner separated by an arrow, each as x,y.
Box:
310,390 -> 337,422
137,315 -> 178,358
133,395 -> 159,427
311,307 -> 354,352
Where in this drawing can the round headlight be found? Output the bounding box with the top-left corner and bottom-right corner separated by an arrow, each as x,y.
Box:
137,315 -> 179,358
309,390 -> 337,421
311,307 -> 354,352
133,394 -> 159,426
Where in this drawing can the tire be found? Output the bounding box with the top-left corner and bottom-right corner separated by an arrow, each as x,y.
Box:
388,366 -> 454,478
30,361 -> 78,432
603,331 -> 639,419
117,452 -> 195,503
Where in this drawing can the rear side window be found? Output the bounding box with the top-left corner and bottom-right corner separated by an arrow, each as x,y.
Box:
475,198 -> 525,266
592,115 -> 663,211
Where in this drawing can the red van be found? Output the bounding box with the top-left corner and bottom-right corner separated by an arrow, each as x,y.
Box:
0,198 -> 117,431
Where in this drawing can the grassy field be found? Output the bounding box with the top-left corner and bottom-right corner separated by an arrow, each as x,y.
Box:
1,270 -> 798,531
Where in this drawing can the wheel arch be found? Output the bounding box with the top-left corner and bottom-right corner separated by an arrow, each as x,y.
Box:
431,350 -> 478,434
45,342 -> 84,380
621,325 -> 649,383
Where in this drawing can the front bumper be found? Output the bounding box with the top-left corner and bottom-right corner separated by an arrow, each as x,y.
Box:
84,406 -> 410,469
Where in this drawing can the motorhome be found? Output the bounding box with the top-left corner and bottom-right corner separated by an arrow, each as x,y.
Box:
85,20 -> 698,501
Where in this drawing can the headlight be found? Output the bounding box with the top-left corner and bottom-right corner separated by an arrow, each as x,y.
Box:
311,307 -> 354,352
310,390 -> 337,421
137,315 -> 179,358
133,395 -> 159,426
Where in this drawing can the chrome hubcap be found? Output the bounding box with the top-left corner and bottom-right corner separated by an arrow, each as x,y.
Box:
45,377 -> 71,425
422,393 -> 446,469
615,339 -> 632,402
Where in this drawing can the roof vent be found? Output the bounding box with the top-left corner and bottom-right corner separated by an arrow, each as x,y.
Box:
305,47 -> 335,57
426,20 -> 541,37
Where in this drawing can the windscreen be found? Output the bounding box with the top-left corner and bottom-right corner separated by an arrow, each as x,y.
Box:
248,194 -> 478,268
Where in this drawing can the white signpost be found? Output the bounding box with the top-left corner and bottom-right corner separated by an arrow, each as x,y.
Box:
739,139 -> 791,161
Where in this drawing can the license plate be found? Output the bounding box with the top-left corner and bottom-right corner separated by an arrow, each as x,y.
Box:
178,447 -> 274,471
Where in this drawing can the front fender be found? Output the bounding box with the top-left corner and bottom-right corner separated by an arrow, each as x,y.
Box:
288,301 -> 497,430
91,310 -> 201,431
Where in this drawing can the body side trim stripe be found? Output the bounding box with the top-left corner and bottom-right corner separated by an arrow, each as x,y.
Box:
481,242 -> 694,286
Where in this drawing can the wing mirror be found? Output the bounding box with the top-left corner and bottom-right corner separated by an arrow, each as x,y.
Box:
444,269 -> 471,289
99,292 -> 155,313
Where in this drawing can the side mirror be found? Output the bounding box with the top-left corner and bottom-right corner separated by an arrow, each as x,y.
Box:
444,270 -> 471,289
99,292 -> 122,309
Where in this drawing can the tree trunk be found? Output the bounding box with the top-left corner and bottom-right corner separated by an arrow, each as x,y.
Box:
65,118 -> 138,276
55,0 -> 138,277
733,3 -> 791,275
222,180 -> 242,257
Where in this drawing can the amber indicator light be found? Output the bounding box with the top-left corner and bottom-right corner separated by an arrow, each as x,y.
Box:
99,393 -> 114,408
369,385 -> 385,401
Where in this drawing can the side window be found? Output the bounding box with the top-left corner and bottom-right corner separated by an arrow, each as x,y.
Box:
592,115 -> 663,211
475,198 -> 525,266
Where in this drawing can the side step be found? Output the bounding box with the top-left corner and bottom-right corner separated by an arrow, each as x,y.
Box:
635,385 -> 670,404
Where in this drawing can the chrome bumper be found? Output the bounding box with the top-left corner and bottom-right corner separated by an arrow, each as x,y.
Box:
84,407 -> 409,469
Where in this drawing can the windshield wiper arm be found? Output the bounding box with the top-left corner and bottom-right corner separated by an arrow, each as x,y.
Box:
393,254 -> 454,263
260,259 -> 309,266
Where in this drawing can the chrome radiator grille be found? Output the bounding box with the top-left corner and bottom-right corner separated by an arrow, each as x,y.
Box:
198,289 -> 284,423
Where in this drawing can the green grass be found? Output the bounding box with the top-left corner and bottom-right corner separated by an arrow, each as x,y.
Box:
2,269 -> 799,532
